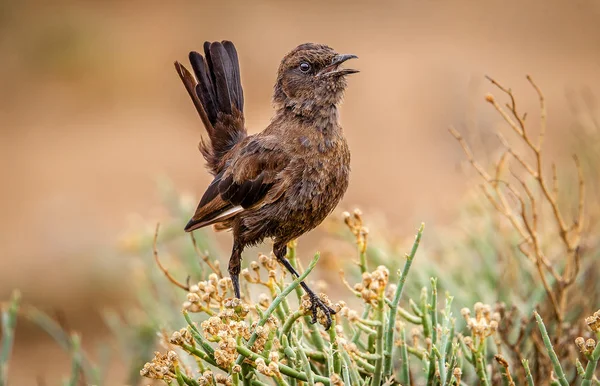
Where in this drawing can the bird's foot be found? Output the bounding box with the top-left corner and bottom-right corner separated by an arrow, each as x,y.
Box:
301,293 -> 337,330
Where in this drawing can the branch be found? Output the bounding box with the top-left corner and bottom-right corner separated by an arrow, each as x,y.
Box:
190,233 -> 223,278
154,223 -> 190,291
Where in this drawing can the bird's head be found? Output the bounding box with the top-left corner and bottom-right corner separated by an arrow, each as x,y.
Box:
273,43 -> 358,114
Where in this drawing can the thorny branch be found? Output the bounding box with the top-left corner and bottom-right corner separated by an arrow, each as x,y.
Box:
450,75 -> 586,326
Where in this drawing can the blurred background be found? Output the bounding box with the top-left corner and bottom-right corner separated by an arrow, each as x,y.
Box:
1,0 -> 600,383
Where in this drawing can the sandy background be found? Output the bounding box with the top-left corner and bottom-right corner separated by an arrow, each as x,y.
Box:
1,0 -> 600,383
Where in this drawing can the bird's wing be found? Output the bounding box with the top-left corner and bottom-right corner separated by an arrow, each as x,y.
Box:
184,136 -> 290,232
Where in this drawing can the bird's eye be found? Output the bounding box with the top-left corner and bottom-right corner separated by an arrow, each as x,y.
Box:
299,62 -> 311,73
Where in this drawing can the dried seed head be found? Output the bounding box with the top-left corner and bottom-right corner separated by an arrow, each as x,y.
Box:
347,309 -> 359,322
255,357 -> 273,376
386,284 -> 397,298
258,254 -> 268,265
268,361 -> 280,376
140,351 -> 177,380
224,297 -> 241,309
208,273 -> 219,285
187,293 -> 201,303
218,278 -> 229,290
330,374 -> 343,386
353,208 -> 363,221
485,93 -> 495,103
258,293 -> 270,308
586,310 -> 600,333
575,337 -> 586,353
463,302 -> 501,340
268,351 -> 280,362
170,330 -> 182,345
491,312 -> 501,322
241,268 -> 251,280
463,336 -> 474,350
461,308 -> 471,320
585,338 -> 596,352
215,373 -> 232,385
453,367 -> 462,384
490,320 -> 499,333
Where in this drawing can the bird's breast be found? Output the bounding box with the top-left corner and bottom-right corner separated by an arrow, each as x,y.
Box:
288,131 -> 350,212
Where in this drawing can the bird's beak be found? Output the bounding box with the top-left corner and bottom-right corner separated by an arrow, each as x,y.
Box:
318,54 -> 359,77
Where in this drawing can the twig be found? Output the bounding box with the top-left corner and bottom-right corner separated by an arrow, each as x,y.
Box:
190,232 -> 223,278
154,223 -> 190,291
494,355 -> 516,386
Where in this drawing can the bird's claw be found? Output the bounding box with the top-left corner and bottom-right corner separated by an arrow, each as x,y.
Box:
308,293 -> 336,330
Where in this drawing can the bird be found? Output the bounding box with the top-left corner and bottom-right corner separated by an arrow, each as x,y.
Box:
174,41 -> 357,329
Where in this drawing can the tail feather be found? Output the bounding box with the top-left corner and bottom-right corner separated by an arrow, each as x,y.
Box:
223,41 -> 243,112
175,40 -> 246,175
189,51 -> 218,129
208,43 -> 234,116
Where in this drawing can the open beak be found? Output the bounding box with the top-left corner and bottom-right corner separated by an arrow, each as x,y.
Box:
318,54 -> 359,77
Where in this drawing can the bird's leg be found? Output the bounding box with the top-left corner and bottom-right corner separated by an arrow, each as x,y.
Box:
229,243 -> 243,299
274,243 -> 336,330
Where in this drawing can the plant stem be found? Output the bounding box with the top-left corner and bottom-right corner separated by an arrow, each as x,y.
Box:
352,305 -> 372,345
291,331 -> 315,386
236,345 -> 330,385
383,224 -> 424,377
370,294 -> 386,385
474,350 -> 490,386
522,359 -> 534,386
582,338 -> 600,386
174,364 -> 186,386
427,278 -> 438,386
183,310 -> 215,356
235,253 -> 320,367
397,306 -> 423,324
0,290 -> 20,386
438,295 -> 453,386
328,318 -> 342,377
534,311 -> 568,386
399,325 -> 410,385
181,372 -> 200,386
287,246 -> 326,352
341,350 -> 361,385
67,333 -> 82,386
181,343 -> 218,367
281,310 -> 304,337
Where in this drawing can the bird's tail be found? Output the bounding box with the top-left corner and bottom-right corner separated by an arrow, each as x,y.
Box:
175,41 -> 247,175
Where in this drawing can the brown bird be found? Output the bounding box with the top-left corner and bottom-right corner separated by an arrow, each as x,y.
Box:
174,41 -> 357,329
